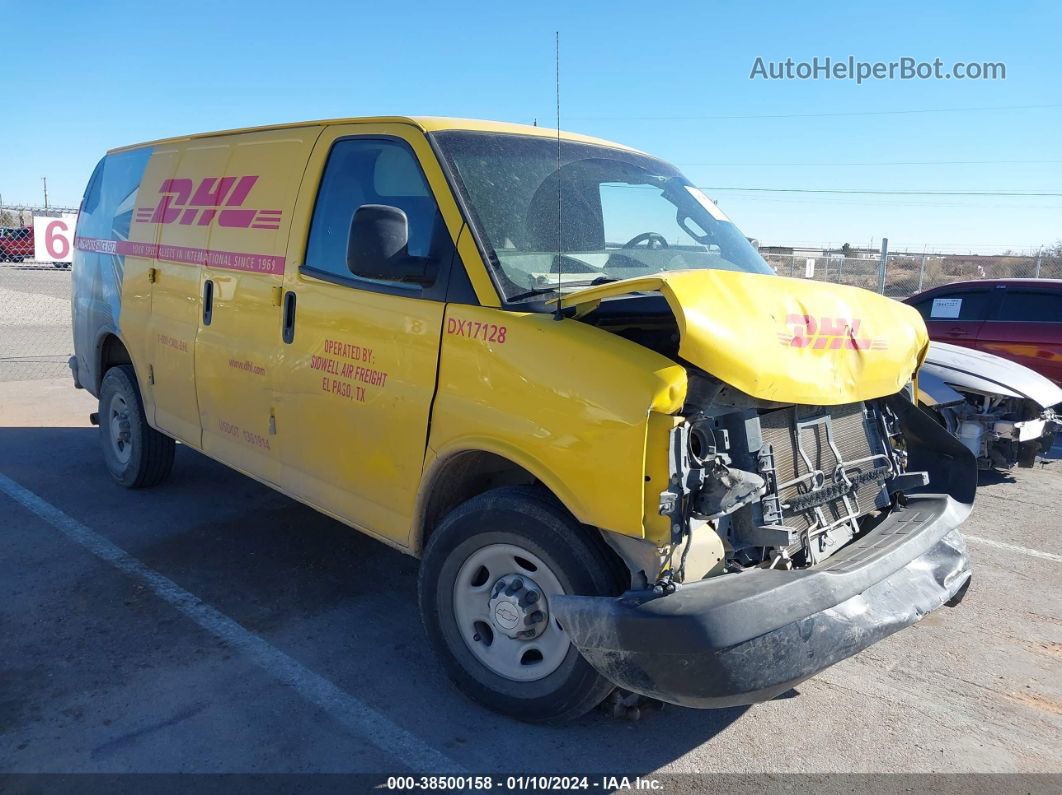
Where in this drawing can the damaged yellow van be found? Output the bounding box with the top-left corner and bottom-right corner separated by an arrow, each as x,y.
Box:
70,117 -> 975,722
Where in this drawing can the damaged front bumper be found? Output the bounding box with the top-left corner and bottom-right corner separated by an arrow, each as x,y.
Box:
553,493 -> 972,708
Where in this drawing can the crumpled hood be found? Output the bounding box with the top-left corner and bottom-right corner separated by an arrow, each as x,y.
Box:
558,269 -> 928,405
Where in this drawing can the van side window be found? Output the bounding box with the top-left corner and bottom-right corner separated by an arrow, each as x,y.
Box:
304,139 -> 445,285
81,159 -> 105,215
77,148 -> 153,242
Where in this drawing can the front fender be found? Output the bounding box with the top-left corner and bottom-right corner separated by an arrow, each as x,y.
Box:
427,306 -> 687,540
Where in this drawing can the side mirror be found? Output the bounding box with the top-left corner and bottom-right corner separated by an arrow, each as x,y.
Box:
346,204 -> 435,285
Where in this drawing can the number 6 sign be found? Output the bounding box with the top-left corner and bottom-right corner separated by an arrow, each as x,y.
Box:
33,213 -> 78,263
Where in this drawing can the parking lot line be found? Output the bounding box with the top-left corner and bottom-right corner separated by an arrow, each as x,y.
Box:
966,534 -> 1062,564
0,472 -> 465,774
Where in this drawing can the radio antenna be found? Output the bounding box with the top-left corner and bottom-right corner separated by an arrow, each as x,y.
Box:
553,30 -> 563,321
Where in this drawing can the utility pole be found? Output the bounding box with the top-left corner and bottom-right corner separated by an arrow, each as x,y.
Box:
877,237 -> 889,295
42,177 -> 49,209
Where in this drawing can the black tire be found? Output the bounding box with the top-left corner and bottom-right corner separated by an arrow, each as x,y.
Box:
419,486 -> 622,723
98,365 -> 175,488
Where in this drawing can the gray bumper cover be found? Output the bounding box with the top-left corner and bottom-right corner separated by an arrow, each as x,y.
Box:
553,397 -> 976,709
554,495 -> 971,708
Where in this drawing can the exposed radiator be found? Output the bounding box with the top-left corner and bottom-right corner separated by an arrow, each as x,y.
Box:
759,402 -> 892,535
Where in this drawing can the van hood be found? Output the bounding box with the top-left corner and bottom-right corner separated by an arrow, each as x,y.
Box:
557,269 -> 928,406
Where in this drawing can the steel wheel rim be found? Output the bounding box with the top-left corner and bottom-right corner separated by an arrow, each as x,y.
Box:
108,392 -> 133,465
452,543 -> 569,682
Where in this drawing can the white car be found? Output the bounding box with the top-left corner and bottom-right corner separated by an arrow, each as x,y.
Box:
918,341 -> 1061,469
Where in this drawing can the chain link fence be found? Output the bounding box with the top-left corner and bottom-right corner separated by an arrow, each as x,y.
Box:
1,199 -> 1059,382
760,248 -> 1062,299
1,205 -> 78,382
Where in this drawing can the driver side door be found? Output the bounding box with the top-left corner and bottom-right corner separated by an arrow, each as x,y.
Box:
273,126 -> 461,545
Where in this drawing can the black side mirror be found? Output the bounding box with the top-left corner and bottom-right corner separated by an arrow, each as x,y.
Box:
346,204 -> 435,285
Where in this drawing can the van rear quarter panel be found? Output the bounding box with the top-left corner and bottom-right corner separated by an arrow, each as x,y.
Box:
428,306 -> 687,543
72,146 -> 155,395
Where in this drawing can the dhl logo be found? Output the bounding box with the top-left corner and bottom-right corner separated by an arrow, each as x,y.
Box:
778,314 -> 888,351
134,176 -> 282,230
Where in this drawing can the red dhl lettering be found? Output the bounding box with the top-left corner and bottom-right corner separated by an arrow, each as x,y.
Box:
779,314 -> 888,351
134,176 -> 283,230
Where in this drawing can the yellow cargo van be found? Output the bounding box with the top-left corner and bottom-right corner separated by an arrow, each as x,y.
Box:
70,116 -> 975,722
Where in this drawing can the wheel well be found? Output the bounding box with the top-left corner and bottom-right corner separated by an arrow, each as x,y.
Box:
98,334 -> 132,390
416,451 -> 538,556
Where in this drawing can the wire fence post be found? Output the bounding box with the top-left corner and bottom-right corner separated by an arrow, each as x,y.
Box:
917,246 -> 927,292
1034,247 -> 1043,278
876,237 -> 889,295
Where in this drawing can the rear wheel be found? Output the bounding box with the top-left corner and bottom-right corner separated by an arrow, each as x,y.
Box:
419,486 -> 622,723
99,365 -> 175,488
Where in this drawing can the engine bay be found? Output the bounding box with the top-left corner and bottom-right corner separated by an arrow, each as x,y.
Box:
658,372 -> 926,575
578,295 -> 930,578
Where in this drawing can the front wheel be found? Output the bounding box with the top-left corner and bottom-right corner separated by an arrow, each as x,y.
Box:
99,365 -> 175,488
419,486 -> 623,723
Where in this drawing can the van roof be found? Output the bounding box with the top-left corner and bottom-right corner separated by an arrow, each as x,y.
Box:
107,116 -> 639,155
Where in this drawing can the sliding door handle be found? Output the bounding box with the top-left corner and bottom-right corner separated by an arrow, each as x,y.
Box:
282,291 -> 296,344
203,279 -> 214,325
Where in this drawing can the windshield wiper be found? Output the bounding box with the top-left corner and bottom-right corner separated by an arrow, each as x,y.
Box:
506,276 -> 618,303
505,286 -> 562,302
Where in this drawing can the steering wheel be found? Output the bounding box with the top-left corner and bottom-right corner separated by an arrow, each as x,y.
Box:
623,232 -> 670,249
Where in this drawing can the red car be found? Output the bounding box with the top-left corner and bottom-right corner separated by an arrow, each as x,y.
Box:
905,279 -> 1062,385
0,227 -> 34,261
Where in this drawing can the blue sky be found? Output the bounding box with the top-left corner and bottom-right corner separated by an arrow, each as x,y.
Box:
4,0 -> 1059,253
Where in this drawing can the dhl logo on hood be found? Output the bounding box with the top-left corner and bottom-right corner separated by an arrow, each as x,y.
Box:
551,269 -> 926,405
778,314 -> 889,351
134,176 -> 282,230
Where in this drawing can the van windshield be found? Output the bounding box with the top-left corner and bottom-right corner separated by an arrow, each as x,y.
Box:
431,130 -> 773,304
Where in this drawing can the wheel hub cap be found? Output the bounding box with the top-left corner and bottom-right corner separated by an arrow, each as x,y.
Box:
488,574 -> 548,640
452,543 -> 570,682
108,394 -> 133,464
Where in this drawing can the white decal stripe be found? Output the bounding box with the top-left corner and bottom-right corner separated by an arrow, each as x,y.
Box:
0,472 -> 464,774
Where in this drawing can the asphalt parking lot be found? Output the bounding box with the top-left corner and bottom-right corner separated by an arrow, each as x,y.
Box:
1,378 -> 1060,780
1,265 -> 1061,781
